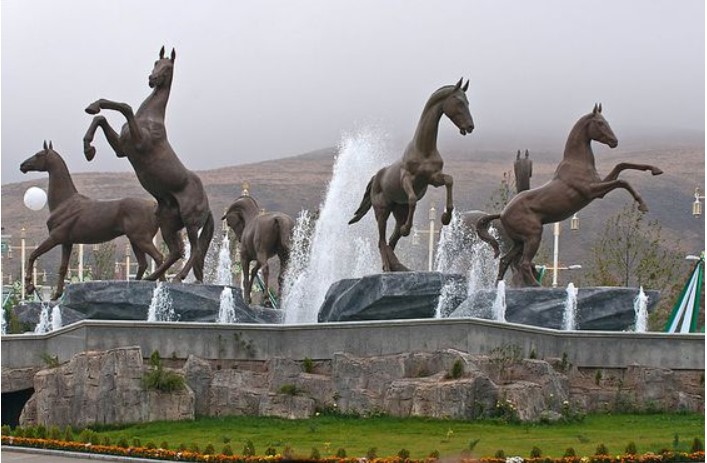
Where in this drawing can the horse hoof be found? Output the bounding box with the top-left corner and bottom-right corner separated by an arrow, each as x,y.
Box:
84,145 -> 96,161
638,203 -> 649,213
85,102 -> 101,115
441,211 -> 452,225
26,283 -> 36,295
400,225 -> 411,237
51,292 -> 63,301
651,168 -> 663,176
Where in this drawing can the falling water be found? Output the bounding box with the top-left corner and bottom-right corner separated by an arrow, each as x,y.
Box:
1,308 -> 6,335
217,287 -> 237,323
147,282 -> 177,322
34,302 -> 52,334
633,286 -> 649,333
282,127 -> 395,324
51,305 -> 63,331
562,282 -> 579,330
215,234 -> 233,286
492,281 -> 507,322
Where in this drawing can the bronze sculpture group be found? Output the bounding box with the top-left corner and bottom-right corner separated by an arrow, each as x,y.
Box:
19,47 -> 663,303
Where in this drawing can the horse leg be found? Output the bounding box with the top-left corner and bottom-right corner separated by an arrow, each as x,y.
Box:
388,204 -> 409,250
518,234 -> 542,287
247,261 -> 262,306
374,206 -> 393,272
85,99 -> 144,146
587,179 -> 649,212
24,237 -> 59,297
430,172 -> 454,225
276,248 -> 290,303
53,243 -> 73,300
240,254 -> 252,305
258,254 -> 271,307
497,241 -> 522,282
399,171 -> 417,236
603,163 -> 663,181
130,242 -> 148,280
176,225 -> 201,282
146,213 -> 184,281
83,115 -> 125,161
139,239 -> 165,281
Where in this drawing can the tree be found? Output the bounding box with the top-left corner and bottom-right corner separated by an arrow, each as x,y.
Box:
90,242 -> 117,280
484,170 -> 514,214
586,203 -> 689,328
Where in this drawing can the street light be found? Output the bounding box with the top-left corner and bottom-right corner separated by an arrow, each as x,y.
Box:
412,204 -> 440,271
692,187 -> 705,217
549,216 -> 581,288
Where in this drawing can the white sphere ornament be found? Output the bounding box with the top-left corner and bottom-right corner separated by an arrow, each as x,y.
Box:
24,187 -> 47,211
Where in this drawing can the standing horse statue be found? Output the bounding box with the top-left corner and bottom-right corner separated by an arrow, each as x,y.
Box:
349,78 -> 475,271
20,141 -> 163,299
476,104 -> 663,286
82,46 -> 213,282
223,195 -> 294,306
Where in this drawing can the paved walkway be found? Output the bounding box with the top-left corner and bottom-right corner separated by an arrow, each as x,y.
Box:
2,448 -> 173,462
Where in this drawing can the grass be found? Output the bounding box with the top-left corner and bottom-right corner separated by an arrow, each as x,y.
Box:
89,413 -> 704,459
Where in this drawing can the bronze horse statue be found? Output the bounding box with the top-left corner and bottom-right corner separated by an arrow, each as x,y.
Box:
20,141 -> 163,299
349,79 -> 475,271
223,195 -> 294,306
82,46 -> 213,282
477,104 -> 663,286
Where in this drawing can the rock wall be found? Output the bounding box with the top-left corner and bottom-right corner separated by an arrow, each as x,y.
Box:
15,346 -> 704,427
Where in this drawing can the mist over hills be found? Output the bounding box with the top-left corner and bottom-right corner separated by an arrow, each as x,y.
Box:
1,127 -> 704,288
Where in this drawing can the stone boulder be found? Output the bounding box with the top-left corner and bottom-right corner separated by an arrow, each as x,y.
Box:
318,272 -> 465,322
59,280 -> 282,324
20,346 -> 194,427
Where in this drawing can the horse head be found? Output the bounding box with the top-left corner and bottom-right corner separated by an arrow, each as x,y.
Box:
442,78 -> 474,136
586,103 -> 618,148
20,140 -> 57,173
222,195 -> 260,239
148,46 -> 176,89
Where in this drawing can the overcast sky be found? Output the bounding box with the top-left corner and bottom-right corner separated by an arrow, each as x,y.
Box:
2,0 -> 704,184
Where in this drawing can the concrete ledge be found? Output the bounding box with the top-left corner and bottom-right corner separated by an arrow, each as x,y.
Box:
2,318 -> 704,370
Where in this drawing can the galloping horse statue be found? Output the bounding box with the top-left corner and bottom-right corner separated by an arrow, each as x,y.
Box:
83,46 -> 214,282
20,141 -> 163,299
349,78 -> 475,271
223,195 -> 294,306
476,104 -> 663,286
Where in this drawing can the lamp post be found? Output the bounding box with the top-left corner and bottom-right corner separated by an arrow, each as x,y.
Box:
550,214 -> 580,288
124,243 -> 131,281
412,204 -> 440,271
692,187 -> 705,217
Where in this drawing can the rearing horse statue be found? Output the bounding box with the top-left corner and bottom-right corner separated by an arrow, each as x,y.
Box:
83,47 -> 214,282
349,79 -> 475,271
477,104 -> 663,286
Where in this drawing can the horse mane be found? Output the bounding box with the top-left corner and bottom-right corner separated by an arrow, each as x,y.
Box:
421,85 -> 457,113
227,195 -> 260,215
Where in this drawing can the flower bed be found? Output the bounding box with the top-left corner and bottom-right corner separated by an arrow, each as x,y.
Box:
2,436 -> 704,463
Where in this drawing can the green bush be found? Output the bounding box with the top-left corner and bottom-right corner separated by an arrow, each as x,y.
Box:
595,443 -> 609,455
243,439 -> 256,456
1,425 -> 11,436
145,441 -> 157,450
102,436 -> 112,446
366,447 -> 378,459
14,427 -> 25,438
142,350 -> 185,392
449,359 -> 464,379
530,446 -> 542,458
265,446 -> 278,456
398,448 -> 410,459
222,444 -> 233,456
117,437 -> 129,448
48,426 -> 61,440
429,449 -> 441,459
160,441 -> 169,450
691,437 -> 704,452
563,447 -> 577,457
303,357 -> 314,373
24,427 -> 36,439
310,447 -> 321,459
204,444 -> 215,455
625,441 -> 638,455
494,449 -> 506,459
35,425 -> 47,439
63,426 -> 74,442
335,447 -> 347,458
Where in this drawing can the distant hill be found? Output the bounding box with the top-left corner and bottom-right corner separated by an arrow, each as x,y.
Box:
1,131 -> 704,289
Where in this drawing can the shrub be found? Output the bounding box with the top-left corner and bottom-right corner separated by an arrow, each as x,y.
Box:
204,444 -> 215,455
48,426 -> 61,440
494,449 -> 506,459
398,448 -> 410,459
117,437 -> 129,448
265,446 -> 278,456
142,350 -> 185,392
1,425 -> 11,436
222,444 -> 234,456
366,447 -> 378,459
132,438 -> 142,448
103,436 -> 112,446
35,425 -> 47,439
24,427 -> 36,439
625,441 -> 638,455
563,447 -> 577,457
243,439 -> 256,456
310,447 -> 321,459
278,384 -> 301,396
691,437 -> 704,452
160,441 -> 169,450
429,449 -> 441,459
335,447 -> 347,458
448,359 -> 464,379
595,369 -> 603,385
530,446 -> 542,458
63,426 -> 74,442
145,442 -> 157,450
595,443 -> 609,455
303,357 -> 314,373
189,443 -> 200,453
14,427 -> 25,438
283,445 -> 295,459
468,438 -> 480,451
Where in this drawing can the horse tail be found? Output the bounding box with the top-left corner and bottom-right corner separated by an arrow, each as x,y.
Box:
348,176 -> 375,225
274,215 -> 293,268
476,213 -> 502,258
196,211 -> 215,274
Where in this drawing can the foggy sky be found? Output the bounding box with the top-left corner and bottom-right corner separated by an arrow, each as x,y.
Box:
2,0 -> 704,184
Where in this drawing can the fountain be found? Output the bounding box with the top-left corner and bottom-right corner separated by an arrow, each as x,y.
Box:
217,287 -> 237,323
1,307 -> 6,335
51,305 -> 63,331
282,127 -> 395,324
492,281 -> 506,322
147,282 -> 177,322
215,234 -> 233,286
34,302 -> 52,334
562,282 -> 579,330
633,286 -> 649,332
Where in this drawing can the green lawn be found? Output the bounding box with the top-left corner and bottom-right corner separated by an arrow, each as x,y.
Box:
92,413 -> 705,459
